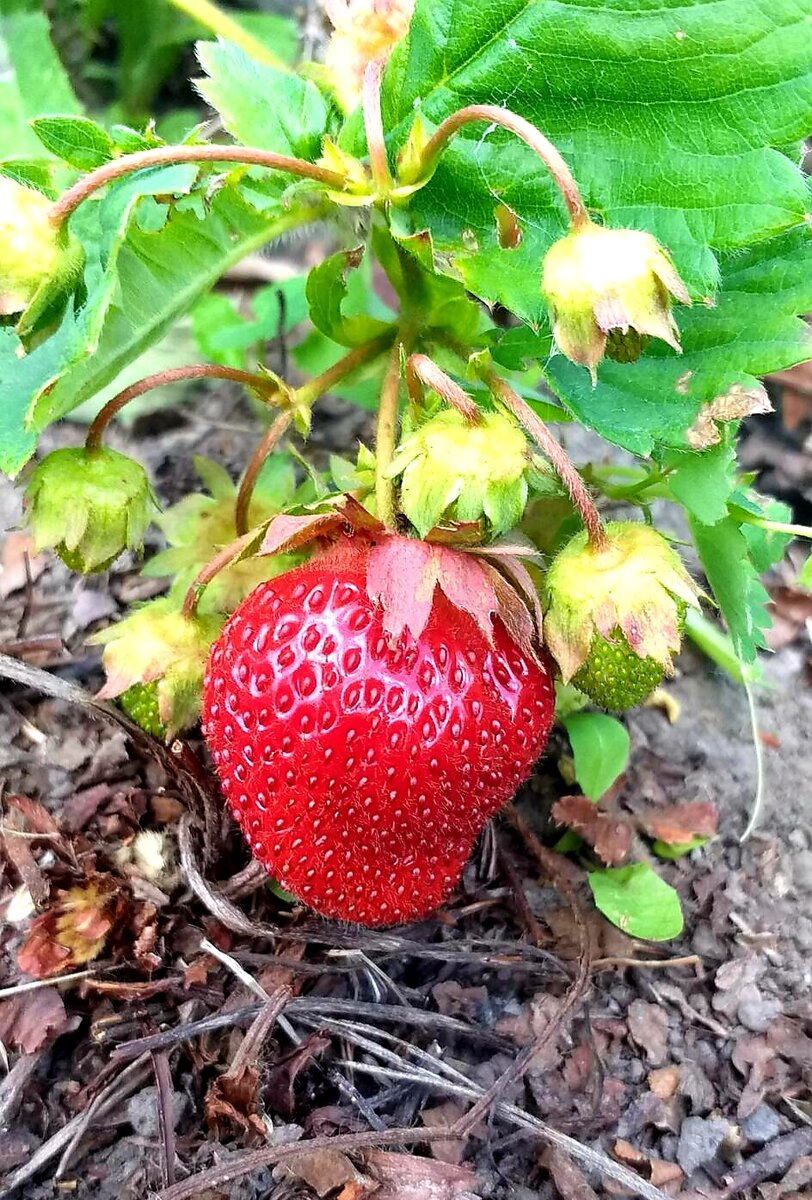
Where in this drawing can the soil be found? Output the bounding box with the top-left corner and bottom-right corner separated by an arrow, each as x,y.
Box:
0,355 -> 811,1200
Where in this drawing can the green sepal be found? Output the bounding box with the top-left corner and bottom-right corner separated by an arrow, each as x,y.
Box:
388,407 -> 529,537
91,598 -> 222,736
25,446 -> 158,574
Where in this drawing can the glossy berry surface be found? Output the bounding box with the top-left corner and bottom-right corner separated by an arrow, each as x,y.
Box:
202,548 -> 555,926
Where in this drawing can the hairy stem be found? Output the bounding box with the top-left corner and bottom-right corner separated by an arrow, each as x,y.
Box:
295,334 -> 395,407
233,336 -> 393,536
182,531 -> 258,620
406,355 -> 481,423
375,346 -> 404,529
167,0 -> 290,70
234,412 -> 293,536
85,365 -> 281,450
50,145 -> 347,227
418,105 -> 588,229
486,372 -> 608,550
362,60 -> 394,196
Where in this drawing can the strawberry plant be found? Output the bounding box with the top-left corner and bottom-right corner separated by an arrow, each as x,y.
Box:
2,0 -> 812,935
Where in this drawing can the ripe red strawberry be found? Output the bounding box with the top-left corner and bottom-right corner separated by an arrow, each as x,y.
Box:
202,536 -> 554,926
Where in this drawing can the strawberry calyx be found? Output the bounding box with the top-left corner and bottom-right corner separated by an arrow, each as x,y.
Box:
91,598 -> 222,737
543,521 -> 701,685
257,494 -> 544,664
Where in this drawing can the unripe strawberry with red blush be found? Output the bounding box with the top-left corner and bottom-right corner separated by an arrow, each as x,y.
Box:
202,519 -> 554,926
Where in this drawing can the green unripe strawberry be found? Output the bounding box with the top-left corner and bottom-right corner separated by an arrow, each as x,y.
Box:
119,682 -> 167,738
544,522 -> 700,709
0,176 -> 84,333
573,632 -> 664,710
388,407 -> 529,537
25,447 -> 158,574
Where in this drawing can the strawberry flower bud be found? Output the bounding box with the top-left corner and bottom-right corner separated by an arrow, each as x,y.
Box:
541,222 -> 691,380
91,598 -> 222,736
25,447 -> 159,574
0,176 -> 84,327
387,408 -> 529,537
543,521 -> 701,708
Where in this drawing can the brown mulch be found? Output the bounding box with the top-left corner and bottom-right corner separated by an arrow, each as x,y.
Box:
0,387 -> 810,1200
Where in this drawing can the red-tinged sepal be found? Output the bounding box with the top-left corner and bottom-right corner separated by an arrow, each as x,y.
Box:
90,598 -> 222,737
260,496 -> 543,662
259,494 -> 380,558
367,535 -> 498,645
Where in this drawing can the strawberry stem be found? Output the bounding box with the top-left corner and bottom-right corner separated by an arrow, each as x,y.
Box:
485,371 -> 609,550
362,60 -> 394,197
49,144 -> 350,228
85,365 -> 282,451
406,355 -> 481,423
415,105 -> 588,230
233,336 -> 393,535
181,530 -> 258,620
234,412 -> 292,536
375,345 -> 404,529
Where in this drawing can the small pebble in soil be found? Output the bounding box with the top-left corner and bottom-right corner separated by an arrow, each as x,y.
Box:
740,1103 -> 781,1146
736,984 -> 783,1032
676,1115 -> 735,1175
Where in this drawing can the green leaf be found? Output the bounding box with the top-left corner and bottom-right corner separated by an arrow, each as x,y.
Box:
32,117 -> 115,171
382,0 -> 810,312
665,441 -> 736,526
306,248 -> 393,348
196,40 -> 328,161
653,836 -> 709,860
690,515 -> 771,663
562,712 -> 630,802
2,180 -> 322,475
373,0 -> 812,453
0,1 -> 80,158
229,11 -> 299,65
192,276 -> 310,369
588,863 -> 684,941
731,491 -> 795,572
543,226 -> 812,454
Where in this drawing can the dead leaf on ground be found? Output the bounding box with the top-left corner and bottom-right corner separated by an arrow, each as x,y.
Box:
264,1031 -> 330,1118
552,796 -> 632,865
0,532 -> 45,600
612,1139 -> 684,1189
205,1060 -> 265,1140
363,1150 -> 481,1199
627,1000 -> 669,1066
0,986 -> 71,1052
638,801 -> 718,845
278,1148 -> 368,1197
17,877 -> 121,978
767,586 -> 812,650
421,1100 -> 470,1166
432,981 -> 488,1019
